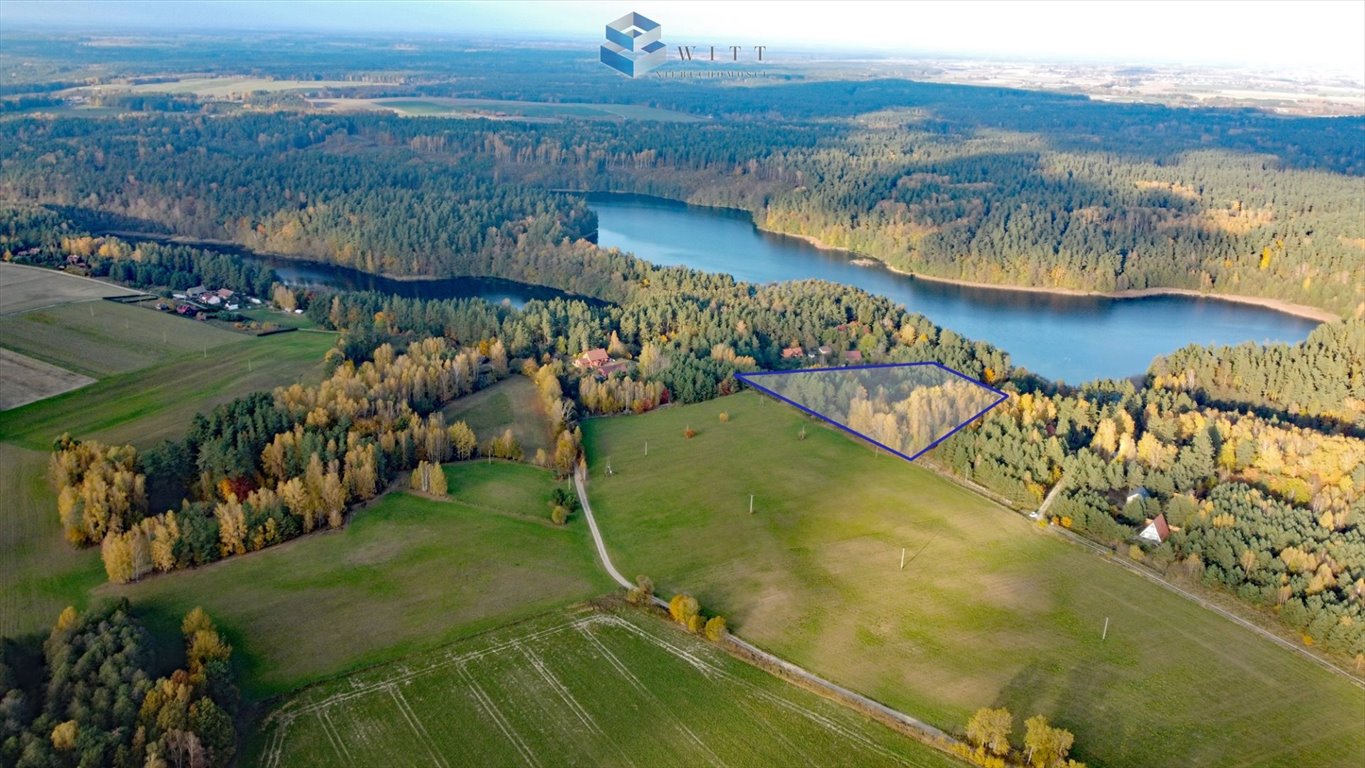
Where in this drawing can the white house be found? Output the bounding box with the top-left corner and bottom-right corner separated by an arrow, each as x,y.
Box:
1139,513 -> 1170,544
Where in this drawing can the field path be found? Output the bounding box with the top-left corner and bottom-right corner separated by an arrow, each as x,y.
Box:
572,468 -> 953,746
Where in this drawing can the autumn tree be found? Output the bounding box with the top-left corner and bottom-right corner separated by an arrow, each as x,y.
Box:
449,421 -> 478,460
1024,715 -> 1075,768
669,593 -> 701,630
966,707 -> 1013,758
704,616 -> 728,642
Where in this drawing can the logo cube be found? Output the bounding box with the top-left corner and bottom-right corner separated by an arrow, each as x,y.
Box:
600,12 -> 665,78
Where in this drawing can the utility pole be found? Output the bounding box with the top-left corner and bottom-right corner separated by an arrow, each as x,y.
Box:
749,494 -> 754,514
1102,617 -> 1110,641
644,441 -> 648,456
900,547 -> 906,570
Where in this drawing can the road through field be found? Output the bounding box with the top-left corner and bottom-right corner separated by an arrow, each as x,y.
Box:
572,468 -> 953,746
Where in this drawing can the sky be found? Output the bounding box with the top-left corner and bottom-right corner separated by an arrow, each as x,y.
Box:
3,0 -> 1363,76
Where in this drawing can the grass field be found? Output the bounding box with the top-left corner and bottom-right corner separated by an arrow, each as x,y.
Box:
0,263 -> 137,315
315,97 -> 704,122
581,392 -> 1365,768
109,463 -> 613,696
0,300 -> 244,378
0,442 -> 106,638
442,376 -> 553,458
254,607 -> 960,768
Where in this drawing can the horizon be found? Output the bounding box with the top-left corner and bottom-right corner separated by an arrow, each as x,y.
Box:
3,0 -> 1363,79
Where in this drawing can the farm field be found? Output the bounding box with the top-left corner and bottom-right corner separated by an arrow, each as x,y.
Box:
0,347 -> 95,410
442,375 -> 553,457
0,329 -> 332,451
314,96 -> 704,122
581,392 -> 1365,768
0,299 -> 244,377
0,262 -> 137,315
254,607 -> 959,768
110,463 -> 613,696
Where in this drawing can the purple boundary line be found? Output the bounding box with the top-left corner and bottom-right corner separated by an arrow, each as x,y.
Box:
735,362 -> 1008,464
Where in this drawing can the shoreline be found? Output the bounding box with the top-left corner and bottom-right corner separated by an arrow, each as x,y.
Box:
754,225 -> 1340,324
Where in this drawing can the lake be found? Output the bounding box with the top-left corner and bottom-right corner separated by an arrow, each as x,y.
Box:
105,232 -> 574,310
591,194 -> 1320,382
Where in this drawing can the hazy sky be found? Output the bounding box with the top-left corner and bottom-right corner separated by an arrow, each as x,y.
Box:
4,0 -> 1363,75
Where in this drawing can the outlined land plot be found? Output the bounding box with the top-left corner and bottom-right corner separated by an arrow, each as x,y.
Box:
737,362 -> 1007,462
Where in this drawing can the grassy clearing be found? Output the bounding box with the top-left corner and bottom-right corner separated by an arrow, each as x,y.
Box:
0,330 -> 333,450
78,77 -> 374,97
253,607 -> 959,768
316,96 -> 704,122
0,300 -> 243,377
441,375 -> 553,457
581,392 -> 1365,768
107,462 -> 612,696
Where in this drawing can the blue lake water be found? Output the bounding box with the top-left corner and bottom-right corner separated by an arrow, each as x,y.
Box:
590,194 -> 1320,383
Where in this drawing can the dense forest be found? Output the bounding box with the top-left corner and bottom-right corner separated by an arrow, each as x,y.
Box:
2,99 -> 1361,315
1149,320 -> 1365,428
0,604 -> 238,768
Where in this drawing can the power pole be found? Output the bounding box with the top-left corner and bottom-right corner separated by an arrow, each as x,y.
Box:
900,547 -> 906,570
1102,617 -> 1110,641
749,494 -> 754,514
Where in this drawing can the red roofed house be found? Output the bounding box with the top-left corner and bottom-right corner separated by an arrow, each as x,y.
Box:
574,348 -> 610,370
781,346 -> 804,359
1139,513 -> 1170,545
843,350 -> 863,364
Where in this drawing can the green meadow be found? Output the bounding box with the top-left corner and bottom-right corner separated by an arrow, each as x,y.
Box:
581,391 -> 1365,768
110,463 -> 613,696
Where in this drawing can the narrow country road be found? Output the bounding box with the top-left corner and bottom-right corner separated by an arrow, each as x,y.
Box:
573,467 -> 632,590
571,467 -> 953,745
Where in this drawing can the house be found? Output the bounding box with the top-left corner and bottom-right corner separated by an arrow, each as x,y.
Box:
816,345 -> 833,356
843,350 -> 863,363
1139,513 -> 1171,544
175,304 -> 195,316
216,288 -> 235,300
1126,487 -> 1151,505
573,348 -> 610,369
186,285 -> 208,298
781,346 -> 804,359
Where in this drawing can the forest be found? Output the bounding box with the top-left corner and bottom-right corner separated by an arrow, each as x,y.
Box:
0,603 -> 238,768
2,97 -> 1362,315
1149,320 -> 1365,428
